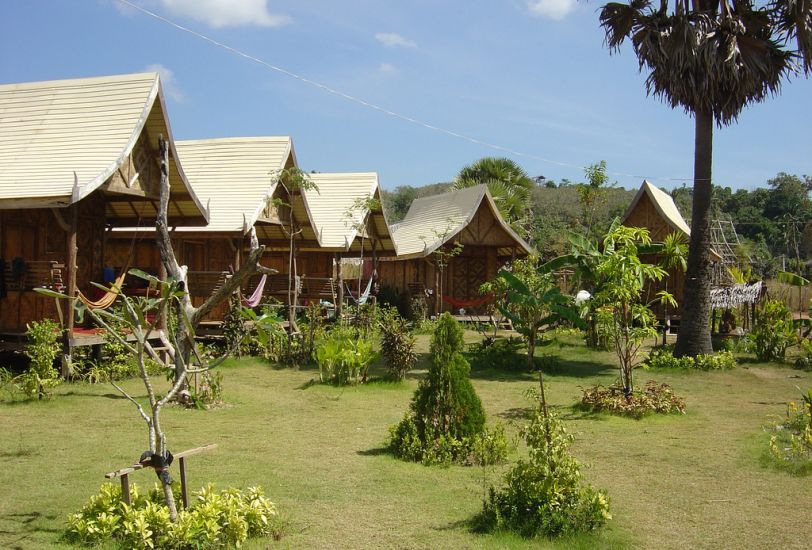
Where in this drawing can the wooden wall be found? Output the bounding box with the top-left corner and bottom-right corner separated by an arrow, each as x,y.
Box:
378,243 -> 500,314
0,195 -> 106,333
625,193 -> 686,319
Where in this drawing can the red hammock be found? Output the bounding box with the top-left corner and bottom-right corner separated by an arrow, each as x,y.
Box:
441,294 -> 492,308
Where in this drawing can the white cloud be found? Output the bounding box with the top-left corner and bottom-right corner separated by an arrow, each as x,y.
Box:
145,64 -> 184,102
526,0 -> 576,20
375,32 -> 417,48
158,0 -> 291,28
378,63 -> 397,75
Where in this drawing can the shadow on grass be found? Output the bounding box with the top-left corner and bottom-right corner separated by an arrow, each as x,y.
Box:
61,391 -> 130,400
497,407 -> 533,421
469,357 -> 615,383
0,510 -> 62,547
357,446 -> 391,457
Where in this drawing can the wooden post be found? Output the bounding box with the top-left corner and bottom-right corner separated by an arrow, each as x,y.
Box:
179,456 -> 189,509
434,264 -> 441,317
336,253 -> 344,319
120,474 -> 131,506
233,238 -> 241,271
62,205 -> 78,377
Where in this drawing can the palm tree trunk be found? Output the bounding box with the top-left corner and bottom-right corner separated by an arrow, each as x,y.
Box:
675,109 -> 714,357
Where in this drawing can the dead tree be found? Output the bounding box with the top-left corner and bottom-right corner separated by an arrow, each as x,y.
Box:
154,136 -> 274,379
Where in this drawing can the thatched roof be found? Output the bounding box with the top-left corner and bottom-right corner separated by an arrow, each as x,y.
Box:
710,282 -> 763,309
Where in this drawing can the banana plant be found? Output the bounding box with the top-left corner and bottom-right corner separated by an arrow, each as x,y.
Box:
491,264 -> 584,417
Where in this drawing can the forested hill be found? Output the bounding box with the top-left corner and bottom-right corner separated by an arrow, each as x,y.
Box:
382,172 -> 812,278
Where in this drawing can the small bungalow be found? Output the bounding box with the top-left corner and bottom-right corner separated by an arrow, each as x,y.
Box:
378,184 -> 532,315
621,180 -> 723,325
0,72 -> 208,355
294,172 -> 396,306
108,136 -> 304,318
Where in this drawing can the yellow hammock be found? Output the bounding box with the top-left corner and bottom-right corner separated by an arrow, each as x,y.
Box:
77,271 -> 127,310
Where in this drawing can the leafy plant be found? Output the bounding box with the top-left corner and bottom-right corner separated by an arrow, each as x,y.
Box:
795,339 -> 812,371
20,318 -> 62,399
222,293 -> 250,358
241,305 -> 288,363
580,381 -> 686,419
591,224 -> 673,396
314,330 -> 376,385
646,347 -> 737,371
389,313 -> 506,465
765,389 -> 812,476
65,482 -> 282,548
479,408 -> 610,537
378,307 -> 417,381
749,299 -> 795,361
407,294 -> 428,323
467,336 -> 525,371
484,257 -> 584,416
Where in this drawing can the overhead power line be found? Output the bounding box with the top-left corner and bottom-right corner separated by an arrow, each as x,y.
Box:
116,0 -> 706,184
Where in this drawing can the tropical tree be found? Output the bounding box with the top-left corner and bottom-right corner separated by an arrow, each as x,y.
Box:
599,0 -> 812,357
453,157 -> 534,228
592,225 -> 674,396
483,257 -> 584,411
577,161 -> 613,240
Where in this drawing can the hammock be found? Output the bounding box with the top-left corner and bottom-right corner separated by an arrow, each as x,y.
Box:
441,294 -> 492,309
346,277 -> 374,306
77,271 -> 127,310
241,274 -> 267,308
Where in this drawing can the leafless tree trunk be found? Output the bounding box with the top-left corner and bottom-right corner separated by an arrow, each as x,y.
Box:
154,136 -> 274,377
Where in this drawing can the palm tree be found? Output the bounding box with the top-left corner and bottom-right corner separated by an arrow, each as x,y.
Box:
453,157 -> 534,228
599,0 -> 812,356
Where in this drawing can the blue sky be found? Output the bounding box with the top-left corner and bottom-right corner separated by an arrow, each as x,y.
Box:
1,0 -> 810,191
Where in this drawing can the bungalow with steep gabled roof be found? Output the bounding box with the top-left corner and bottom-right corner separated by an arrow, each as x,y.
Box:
379,184 -> 532,315
108,136 -> 306,319
621,180 -> 723,326
0,72 -> 208,355
291,172 -> 396,307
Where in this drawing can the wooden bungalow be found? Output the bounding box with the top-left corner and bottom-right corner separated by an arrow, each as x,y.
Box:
378,184 -> 532,315
0,72 -> 208,355
621,180 -> 721,325
107,136 -> 306,319
291,172 -> 396,307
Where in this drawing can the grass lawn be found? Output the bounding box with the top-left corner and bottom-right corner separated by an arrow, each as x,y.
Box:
1,332 -> 810,549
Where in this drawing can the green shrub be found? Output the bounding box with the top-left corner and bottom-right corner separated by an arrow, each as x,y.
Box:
406,295 -> 428,323
646,347 -> 737,371
389,314 -> 505,465
749,299 -> 795,361
479,411 -> 611,537
468,337 -> 525,371
314,330 -> 376,385
580,381 -> 686,418
795,339 -> 812,371
222,293 -> 250,357
765,391 -> 812,476
389,414 -> 509,466
378,307 -> 417,381
21,318 -> 62,398
186,370 -> 224,410
65,482 -> 282,548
